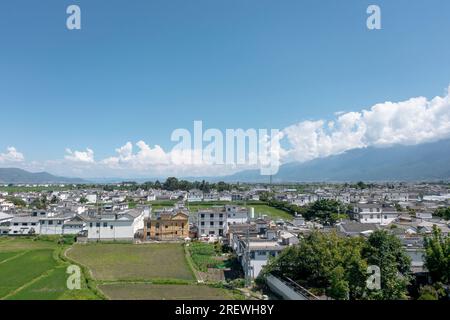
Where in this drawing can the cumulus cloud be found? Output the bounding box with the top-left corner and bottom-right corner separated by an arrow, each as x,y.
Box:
0,147 -> 25,163
64,148 -> 95,163
102,141 -> 169,169
283,86 -> 450,162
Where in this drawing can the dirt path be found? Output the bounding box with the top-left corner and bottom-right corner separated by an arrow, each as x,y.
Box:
1,268 -> 55,300
0,250 -> 29,265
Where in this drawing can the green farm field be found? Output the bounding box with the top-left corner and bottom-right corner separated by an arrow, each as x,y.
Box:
0,238 -> 242,300
66,243 -> 195,281
248,204 -> 293,220
0,237 -> 97,300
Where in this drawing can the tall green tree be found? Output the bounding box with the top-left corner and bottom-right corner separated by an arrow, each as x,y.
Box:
424,225 -> 450,284
362,230 -> 411,300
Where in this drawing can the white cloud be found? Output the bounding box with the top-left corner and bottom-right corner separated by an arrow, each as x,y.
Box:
0,147 -> 25,163
102,141 -> 169,169
5,86 -> 450,178
283,86 -> 450,162
64,148 -> 95,163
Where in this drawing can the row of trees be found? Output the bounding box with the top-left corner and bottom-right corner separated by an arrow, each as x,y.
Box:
103,178 -> 236,193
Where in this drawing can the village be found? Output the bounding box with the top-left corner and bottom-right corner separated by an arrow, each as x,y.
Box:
1,180 -> 449,300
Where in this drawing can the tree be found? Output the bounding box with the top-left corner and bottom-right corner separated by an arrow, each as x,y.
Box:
154,180 -> 162,189
417,284 -> 446,300
362,230 -> 411,300
305,199 -> 349,225
79,196 -> 88,204
5,196 -> 27,207
163,177 -> 179,191
434,207 -> 450,220
50,195 -> 59,204
424,225 -> 450,284
329,266 -> 350,300
30,196 -> 48,209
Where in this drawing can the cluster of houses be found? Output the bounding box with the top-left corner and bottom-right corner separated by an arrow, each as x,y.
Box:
1,183 -> 450,281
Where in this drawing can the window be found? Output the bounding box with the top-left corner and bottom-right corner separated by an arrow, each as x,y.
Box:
219,221 -> 223,226
103,222 -> 107,227
13,223 -> 18,226
201,222 -> 205,226
58,220 -> 62,225
96,222 -> 100,227
41,221 -> 45,225
90,222 -> 93,227
49,220 -> 53,225
31,223 -> 36,226
110,225 -> 113,230
210,222 -> 214,226
22,223 -> 28,226
384,215 -> 387,219
219,214 -> 223,218
210,214 -> 214,218
370,215 -> 374,219
200,214 -> 205,218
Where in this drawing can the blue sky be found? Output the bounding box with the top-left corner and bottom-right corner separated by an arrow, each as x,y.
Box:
1,0 -> 450,177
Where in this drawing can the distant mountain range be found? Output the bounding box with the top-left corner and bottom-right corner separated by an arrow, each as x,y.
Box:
2,139 -> 450,184
224,139 -> 450,183
0,168 -> 86,184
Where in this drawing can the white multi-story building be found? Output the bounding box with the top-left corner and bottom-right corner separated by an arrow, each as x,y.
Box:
10,216 -> 40,235
197,207 -> 227,237
238,238 -> 286,279
86,209 -> 145,242
188,190 -> 203,202
225,205 -> 249,225
353,203 -> 398,225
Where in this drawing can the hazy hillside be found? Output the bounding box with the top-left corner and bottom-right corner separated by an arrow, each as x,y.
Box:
0,168 -> 86,184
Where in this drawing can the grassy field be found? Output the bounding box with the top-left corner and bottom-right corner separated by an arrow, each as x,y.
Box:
149,200 -> 293,221
248,204 -> 293,220
99,283 -> 236,300
66,243 -> 194,281
0,237 -> 98,300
